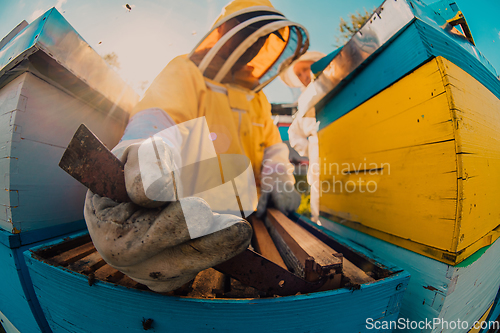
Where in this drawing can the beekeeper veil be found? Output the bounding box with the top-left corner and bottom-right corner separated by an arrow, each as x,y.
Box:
188,0 -> 309,91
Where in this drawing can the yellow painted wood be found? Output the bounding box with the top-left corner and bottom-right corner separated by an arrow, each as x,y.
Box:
318,56 -> 500,264
438,57 -> 500,252
321,213 -> 500,265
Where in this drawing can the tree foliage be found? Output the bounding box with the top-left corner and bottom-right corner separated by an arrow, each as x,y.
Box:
335,9 -> 374,47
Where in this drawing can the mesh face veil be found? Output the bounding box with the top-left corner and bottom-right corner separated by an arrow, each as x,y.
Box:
188,5 -> 309,91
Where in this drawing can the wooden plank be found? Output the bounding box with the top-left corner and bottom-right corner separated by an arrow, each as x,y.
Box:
93,264 -> 123,282
249,215 -> 287,269
342,259 -> 375,285
267,209 -> 342,281
266,222 -> 305,277
34,234 -> 91,259
50,242 -> 96,266
268,210 -> 373,285
68,251 -> 106,273
117,275 -> 141,289
187,268 -> 226,298
171,279 -> 195,296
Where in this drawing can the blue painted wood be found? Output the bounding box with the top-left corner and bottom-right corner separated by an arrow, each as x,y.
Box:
0,242 -> 35,333
0,237 -> 52,333
317,23 -> 428,131
0,221 -> 85,248
317,2 -> 500,131
310,47 -> 343,75
410,0 -> 497,76
317,217 -> 500,333
278,126 -> 289,141
24,230 -> 410,333
16,220 -> 85,247
0,224 -> 86,333
0,228 -> 19,248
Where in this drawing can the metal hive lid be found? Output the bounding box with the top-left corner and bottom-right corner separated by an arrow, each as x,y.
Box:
0,7 -> 138,115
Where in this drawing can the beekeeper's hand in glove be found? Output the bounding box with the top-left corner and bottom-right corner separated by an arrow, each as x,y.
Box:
84,109 -> 252,293
256,143 -> 301,218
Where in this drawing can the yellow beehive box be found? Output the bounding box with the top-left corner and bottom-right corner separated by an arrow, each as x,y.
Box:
318,56 -> 500,265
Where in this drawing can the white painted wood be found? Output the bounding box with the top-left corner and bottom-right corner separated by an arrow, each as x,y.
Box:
0,309 -> 21,333
0,73 -> 130,233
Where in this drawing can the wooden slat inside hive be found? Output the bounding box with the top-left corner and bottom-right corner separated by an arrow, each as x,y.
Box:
33,212 -> 377,297
38,238 -> 161,291
266,209 -> 374,286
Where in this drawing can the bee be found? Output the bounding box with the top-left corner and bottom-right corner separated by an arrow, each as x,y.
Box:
346,282 -> 361,291
123,4 -> 135,12
142,318 -> 154,330
87,272 -> 95,286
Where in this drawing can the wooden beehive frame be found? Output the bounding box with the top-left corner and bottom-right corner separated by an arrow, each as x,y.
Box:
31,210 -> 381,298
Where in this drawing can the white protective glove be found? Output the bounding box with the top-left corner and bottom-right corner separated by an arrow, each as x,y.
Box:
288,116 -> 319,157
288,116 -> 320,222
256,143 -> 301,218
84,109 -> 252,292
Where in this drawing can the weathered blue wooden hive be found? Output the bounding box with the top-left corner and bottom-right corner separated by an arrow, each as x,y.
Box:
298,0 -> 500,331
0,8 -> 138,332
23,218 -> 410,333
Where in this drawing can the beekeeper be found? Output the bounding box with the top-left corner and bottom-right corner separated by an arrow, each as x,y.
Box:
84,0 -> 309,292
282,51 -> 326,223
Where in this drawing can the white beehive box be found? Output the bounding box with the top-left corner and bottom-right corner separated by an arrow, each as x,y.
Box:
0,8 -> 138,235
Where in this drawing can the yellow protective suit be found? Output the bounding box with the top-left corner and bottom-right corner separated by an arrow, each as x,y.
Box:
132,56 -> 277,187
131,0 -> 309,188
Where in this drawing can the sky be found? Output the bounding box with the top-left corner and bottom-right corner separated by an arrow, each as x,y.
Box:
1,0 -> 499,103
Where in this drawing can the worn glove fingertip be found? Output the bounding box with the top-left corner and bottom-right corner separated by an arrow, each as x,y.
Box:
232,219 -> 253,246
215,219 -> 253,252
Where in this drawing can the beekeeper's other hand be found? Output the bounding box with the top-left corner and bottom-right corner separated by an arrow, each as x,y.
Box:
256,143 -> 301,217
